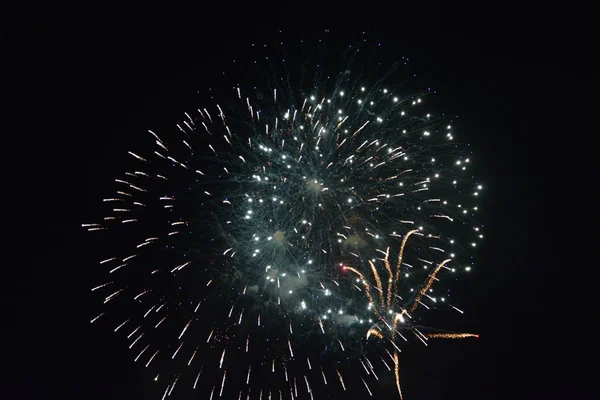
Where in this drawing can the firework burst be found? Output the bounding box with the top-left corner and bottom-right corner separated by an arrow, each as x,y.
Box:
86,39 -> 484,399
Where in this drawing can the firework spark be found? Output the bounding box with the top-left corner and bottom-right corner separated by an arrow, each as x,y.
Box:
86,39 -> 484,399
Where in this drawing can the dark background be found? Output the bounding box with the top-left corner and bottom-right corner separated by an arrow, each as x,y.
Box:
6,2 -> 589,399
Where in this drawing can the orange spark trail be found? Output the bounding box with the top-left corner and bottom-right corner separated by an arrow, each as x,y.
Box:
426,333 -> 479,339
409,259 -> 451,313
368,260 -> 384,307
394,352 -> 403,400
345,266 -> 378,317
383,247 -> 394,308
394,229 -> 419,282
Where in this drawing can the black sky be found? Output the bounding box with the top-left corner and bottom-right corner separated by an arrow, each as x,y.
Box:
6,2 -> 589,399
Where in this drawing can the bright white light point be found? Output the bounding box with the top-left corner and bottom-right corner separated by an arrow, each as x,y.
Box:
383,89 -> 388,93
347,198 -> 352,203
453,181 -> 457,184
441,297 -> 446,301
452,268 -> 456,272
248,199 -> 253,203
301,270 -> 305,273
399,182 -> 403,186
310,96 -> 315,100
447,125 -> 451,129
361,87 -> 366,91
404,157 -> 408,161
358,100 -> 362,104
450,253 -> 455,258
417,98 -> 421,102
435,174 -> 439,178
427,113 -> 430,117
340,91 -> 344,96
289,290 -> 293,294
405,273 -> 409,277
308,260 -> 313,264
471,243 -> 477,247
465,267 -> 472,271
423,131 -> 430,136
393,97 -> 398,102
328,309 -> 332,313
478,185 -> 483,190
450,240 -> 454,244
338,310 -> 343,314
456,160 -> 461,165
282,155 -> 286,159
254,237 -> 259,241
479,234 -> 484,238
466,158 -> 470,163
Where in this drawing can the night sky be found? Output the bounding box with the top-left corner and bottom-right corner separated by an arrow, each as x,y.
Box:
7,2 -> 588,399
